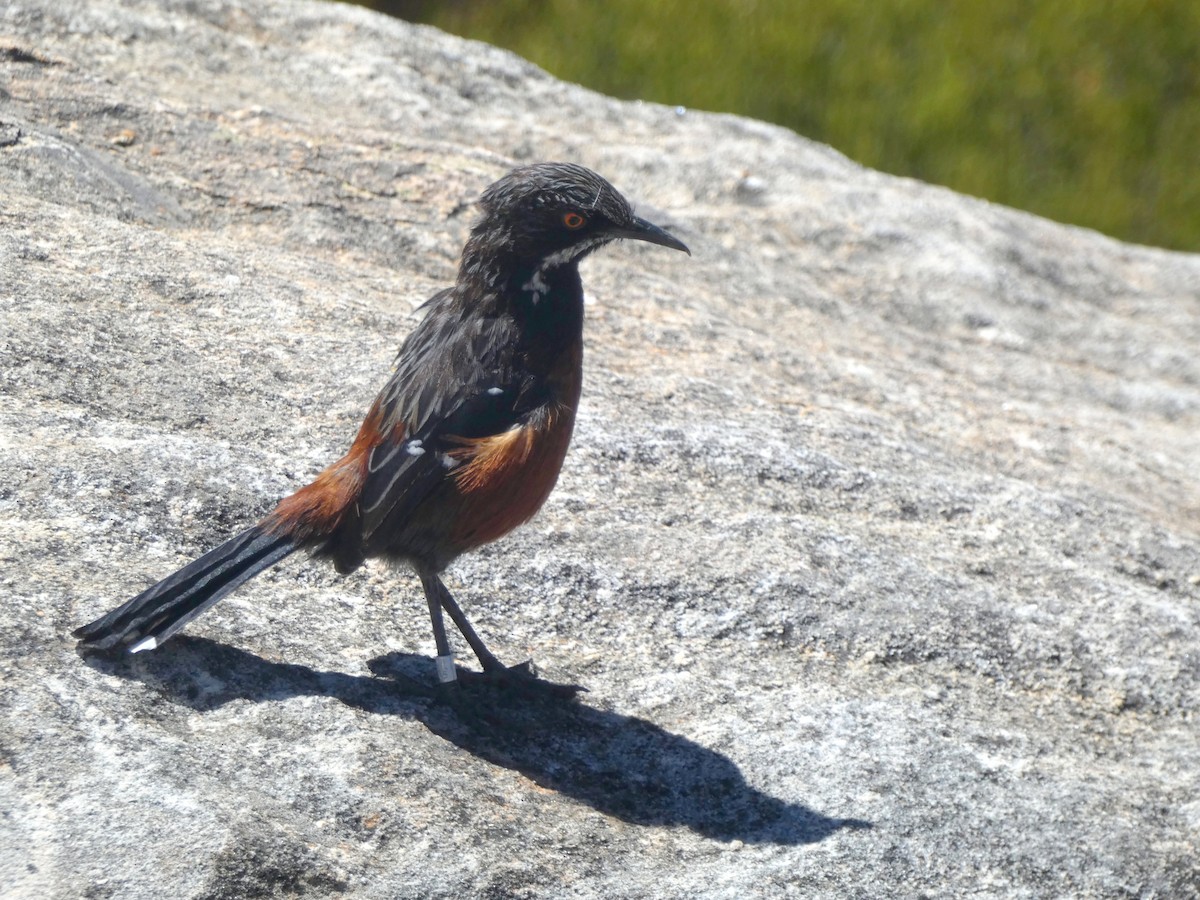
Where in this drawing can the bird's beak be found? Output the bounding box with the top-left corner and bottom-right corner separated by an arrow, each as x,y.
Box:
612,215 -> 691,255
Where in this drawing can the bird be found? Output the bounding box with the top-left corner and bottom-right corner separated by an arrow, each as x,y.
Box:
74,162 -> 690,685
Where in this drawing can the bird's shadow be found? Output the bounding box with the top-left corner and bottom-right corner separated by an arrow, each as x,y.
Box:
80,637 -> 871,846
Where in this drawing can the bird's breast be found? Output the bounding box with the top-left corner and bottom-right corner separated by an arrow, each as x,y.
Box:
447,339 -> 582,550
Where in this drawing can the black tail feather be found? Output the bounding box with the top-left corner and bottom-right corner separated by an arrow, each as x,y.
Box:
74,525 -> 297,652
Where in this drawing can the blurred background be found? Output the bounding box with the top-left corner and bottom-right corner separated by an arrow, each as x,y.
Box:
353,0 -> 1199,253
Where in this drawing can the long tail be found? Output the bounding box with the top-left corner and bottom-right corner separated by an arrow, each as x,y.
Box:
74,525 -> 297,653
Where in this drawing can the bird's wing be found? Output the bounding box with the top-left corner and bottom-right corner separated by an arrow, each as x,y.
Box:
355,298 -> 544,544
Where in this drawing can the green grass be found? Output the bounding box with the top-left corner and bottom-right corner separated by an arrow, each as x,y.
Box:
372,0 -> 1200,252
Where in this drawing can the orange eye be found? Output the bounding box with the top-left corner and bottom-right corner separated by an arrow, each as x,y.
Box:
562,212 -> 586,230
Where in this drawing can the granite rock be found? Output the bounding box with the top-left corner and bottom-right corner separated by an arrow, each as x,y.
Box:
1,1 -> 1198,897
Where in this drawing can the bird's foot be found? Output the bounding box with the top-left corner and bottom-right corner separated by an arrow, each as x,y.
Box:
456,659 -> 586,699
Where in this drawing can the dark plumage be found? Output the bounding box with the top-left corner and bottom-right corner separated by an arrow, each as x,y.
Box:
74,162 -> 689,684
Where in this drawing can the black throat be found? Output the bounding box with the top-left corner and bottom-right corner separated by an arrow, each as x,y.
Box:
510,257 -> 585,359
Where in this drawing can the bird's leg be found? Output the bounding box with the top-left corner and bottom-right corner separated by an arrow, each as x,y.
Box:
418,569 -> 507,674
418,569 -> 585,698
418,569 -> 458,684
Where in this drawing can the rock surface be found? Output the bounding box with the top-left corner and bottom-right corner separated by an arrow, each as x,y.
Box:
2,0 -> 1199,897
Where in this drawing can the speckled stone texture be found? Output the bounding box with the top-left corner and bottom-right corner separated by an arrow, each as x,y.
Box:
1,1 -> 1198,897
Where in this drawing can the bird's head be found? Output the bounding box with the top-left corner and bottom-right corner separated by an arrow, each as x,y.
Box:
462,163 -> 689,285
